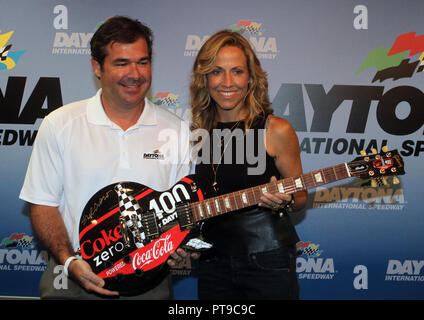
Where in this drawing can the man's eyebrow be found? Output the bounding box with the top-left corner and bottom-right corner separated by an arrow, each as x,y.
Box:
112,56 -> 150,63
112,58 -> 130,64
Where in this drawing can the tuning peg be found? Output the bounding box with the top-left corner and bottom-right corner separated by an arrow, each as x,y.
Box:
381,145 -> 388,153
392,176 -> 400,185
371,148 -> 378,154
360,150 -> 367,156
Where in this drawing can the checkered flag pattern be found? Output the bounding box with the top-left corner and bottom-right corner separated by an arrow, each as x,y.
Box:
159,97 -> 178,106
115,184 -> 145,248
17,238 -> 33,249
115,184 -> 142,215
244,25 -> 260,35
301,247 -> 323,257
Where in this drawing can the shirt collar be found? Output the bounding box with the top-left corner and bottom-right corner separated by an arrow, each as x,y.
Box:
87,89 -> 157,128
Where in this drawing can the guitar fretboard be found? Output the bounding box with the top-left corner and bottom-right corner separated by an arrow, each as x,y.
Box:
190,163 -> 351,222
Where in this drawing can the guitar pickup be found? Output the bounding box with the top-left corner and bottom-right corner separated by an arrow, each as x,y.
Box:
140,210 -> 160,242
176,202 -> 194,231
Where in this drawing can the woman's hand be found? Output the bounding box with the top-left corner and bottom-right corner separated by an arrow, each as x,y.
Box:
259,176 -> 294,211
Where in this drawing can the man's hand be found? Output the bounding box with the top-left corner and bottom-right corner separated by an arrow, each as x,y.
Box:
167,248 -> 200,267
68,258 -> 119,296
30,204 -> 119,296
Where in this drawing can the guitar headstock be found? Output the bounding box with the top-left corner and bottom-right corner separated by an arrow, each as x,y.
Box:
347,146 -> 405,186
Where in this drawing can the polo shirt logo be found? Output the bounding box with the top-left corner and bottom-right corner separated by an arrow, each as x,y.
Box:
143,149 -> 165,160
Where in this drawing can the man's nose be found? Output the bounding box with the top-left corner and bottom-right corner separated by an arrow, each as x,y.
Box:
128,62 -> 141,78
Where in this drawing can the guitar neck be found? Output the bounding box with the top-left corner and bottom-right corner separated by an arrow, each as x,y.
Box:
190,163 -> 351,222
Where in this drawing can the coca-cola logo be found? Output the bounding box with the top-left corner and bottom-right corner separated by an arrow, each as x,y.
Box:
132,234 -> 174,270
94,225 -> 190,279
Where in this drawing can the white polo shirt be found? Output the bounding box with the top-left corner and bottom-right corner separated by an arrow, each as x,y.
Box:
19,89 -> 191,250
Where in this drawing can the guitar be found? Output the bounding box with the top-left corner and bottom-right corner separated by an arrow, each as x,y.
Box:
78,148 -> 405,294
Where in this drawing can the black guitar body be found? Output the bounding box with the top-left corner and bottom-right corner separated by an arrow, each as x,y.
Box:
78,176 -> 211,295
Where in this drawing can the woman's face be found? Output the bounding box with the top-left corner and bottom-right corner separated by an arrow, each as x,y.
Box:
207,45 -> 250,117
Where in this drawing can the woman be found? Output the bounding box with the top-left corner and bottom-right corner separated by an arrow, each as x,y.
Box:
190,30 -> 307,299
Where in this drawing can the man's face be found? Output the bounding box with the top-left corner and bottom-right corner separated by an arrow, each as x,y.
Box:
91,37 -> 152,111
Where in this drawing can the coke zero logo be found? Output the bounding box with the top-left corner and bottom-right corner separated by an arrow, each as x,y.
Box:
80,225 -> 122,259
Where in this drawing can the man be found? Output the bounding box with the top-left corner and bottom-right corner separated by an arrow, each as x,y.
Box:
19,16 -> 191,299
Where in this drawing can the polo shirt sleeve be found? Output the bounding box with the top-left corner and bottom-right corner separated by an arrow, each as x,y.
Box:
19,116 -> 64,207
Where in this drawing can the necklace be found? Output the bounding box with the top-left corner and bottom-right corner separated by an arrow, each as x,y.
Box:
210,120 -> 242,193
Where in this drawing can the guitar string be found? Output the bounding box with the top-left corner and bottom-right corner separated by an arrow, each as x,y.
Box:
190,156 -> 398,221
190,164 -> 350,221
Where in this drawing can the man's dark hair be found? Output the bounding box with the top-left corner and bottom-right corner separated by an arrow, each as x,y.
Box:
90,16 -> 153,67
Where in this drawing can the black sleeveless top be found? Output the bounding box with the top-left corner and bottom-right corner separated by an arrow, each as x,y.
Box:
195,114 -> 299,256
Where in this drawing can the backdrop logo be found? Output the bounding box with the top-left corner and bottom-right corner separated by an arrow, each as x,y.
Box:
296,241 -> 323,257
272,29 -> 424,158
385,259 -> 424,282
0,233 -> 47,272
229,19 -> 277,59
356,31 -> 424,82
0,31 -> 25,70
296,241 -> 336,280
149,91 -> 190,121
312,185 -> 405,212
150,91 -> 180,107
1,233 -> 34,249
52,4 -> 93,55
1,76 -> 62,147
184,19 -> 278,60
228,19 -> 263,36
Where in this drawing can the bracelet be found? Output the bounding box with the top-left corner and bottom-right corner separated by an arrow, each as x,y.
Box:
64,256 -> 79,277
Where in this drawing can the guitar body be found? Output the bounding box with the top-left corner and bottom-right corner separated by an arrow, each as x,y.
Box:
78,175 -> 211,295
78,148 -> 405,295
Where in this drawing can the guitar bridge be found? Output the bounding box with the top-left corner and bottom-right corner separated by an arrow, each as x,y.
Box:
140,210 -> 160,242
176,202 -> 194,231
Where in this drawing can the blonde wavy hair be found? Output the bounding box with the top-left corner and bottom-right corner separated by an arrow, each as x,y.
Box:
190,30 -> 273,132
